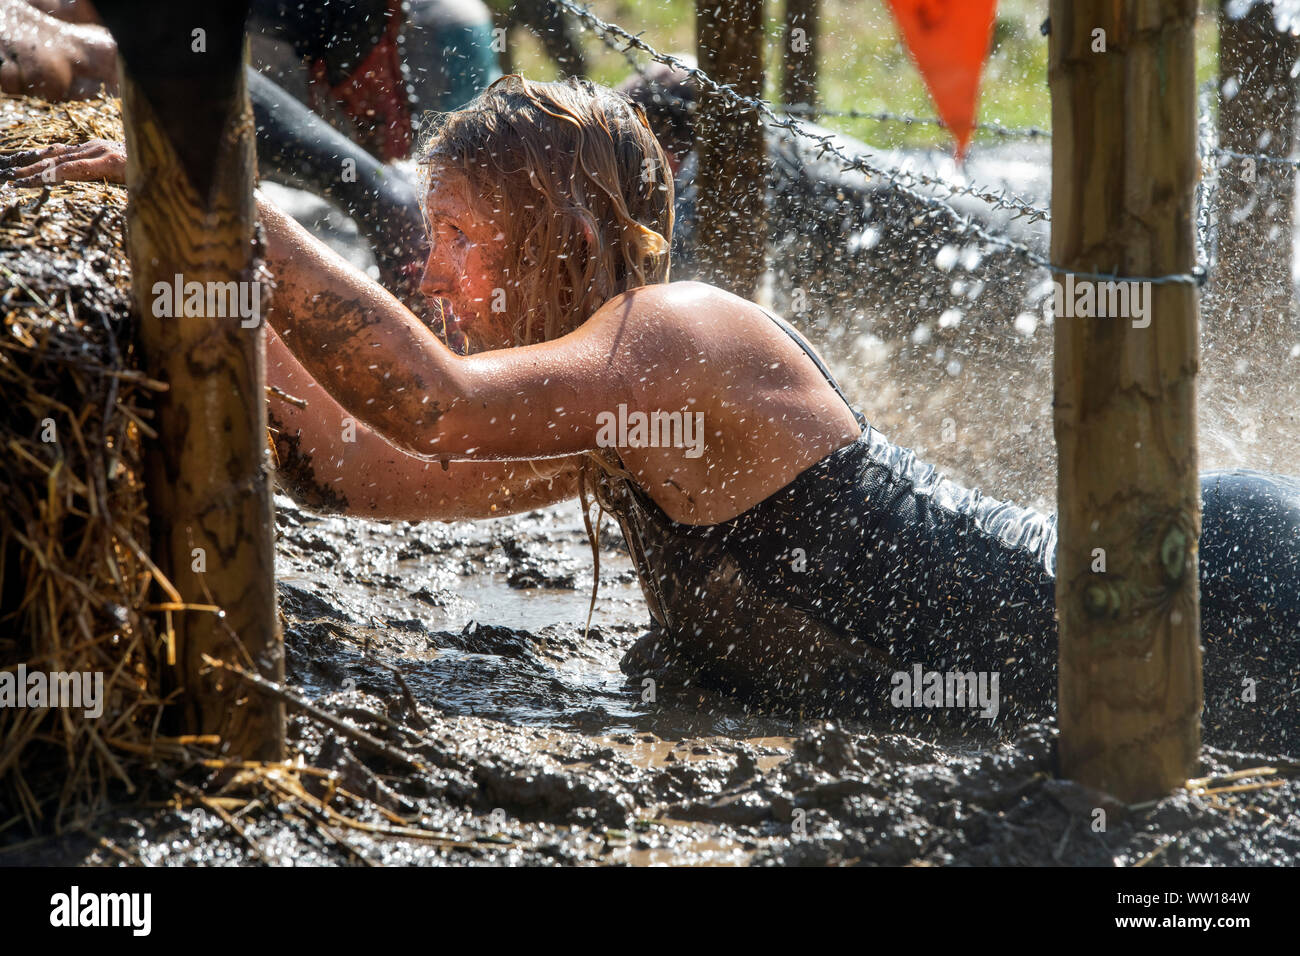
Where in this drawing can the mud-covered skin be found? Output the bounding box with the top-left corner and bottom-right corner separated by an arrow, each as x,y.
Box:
293,289 -> 402,369
0,0 -> 118,102
274,286 -> 441,439
266,267 -> 450,460
267,406 -> 350,514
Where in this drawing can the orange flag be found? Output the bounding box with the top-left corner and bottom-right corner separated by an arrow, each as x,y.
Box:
885,0 -> 999,157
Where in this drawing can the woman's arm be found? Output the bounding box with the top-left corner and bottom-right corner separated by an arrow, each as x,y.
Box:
1,145 -> 659,464
0,0 -> 117,101
259,195 -> 648,462
266,323 -> 582,521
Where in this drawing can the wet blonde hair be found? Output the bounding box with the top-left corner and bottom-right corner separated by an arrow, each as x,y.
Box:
416,74 -> 675,345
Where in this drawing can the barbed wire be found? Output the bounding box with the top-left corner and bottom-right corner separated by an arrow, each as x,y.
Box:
593,2 -> 1300,173
573,5 -> 1050,224
725,106 -> 1300,174
616,50 -> 1050,142
778,103 -> 1052,141
554,0 -> 1205,287
606,30 -> 1296,175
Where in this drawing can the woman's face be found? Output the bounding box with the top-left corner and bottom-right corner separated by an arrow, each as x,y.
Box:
419,165 -> 512,354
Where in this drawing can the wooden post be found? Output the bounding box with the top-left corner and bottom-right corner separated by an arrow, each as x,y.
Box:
782,0 -> 819,115
1049,0 -> 1202,801
1215,0 -> 1299,328
95,0 -> 284,761
695,0 -> 768,297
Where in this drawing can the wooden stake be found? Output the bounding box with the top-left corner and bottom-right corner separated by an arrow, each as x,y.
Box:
695,0 -> 768,297
94,1 -> 284,761
1050,0 -> 1203,801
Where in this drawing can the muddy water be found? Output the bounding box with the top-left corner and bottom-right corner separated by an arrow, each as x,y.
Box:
274,495 -> 819,744
12,169 -> 1299,867
16,484 -> 1288,868
252,444 -> 1296,867
255,153 -> 1296,865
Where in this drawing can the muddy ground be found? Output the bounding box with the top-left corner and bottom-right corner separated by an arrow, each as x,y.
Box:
7,153 -> 1300,867
7,494 -> 1297,867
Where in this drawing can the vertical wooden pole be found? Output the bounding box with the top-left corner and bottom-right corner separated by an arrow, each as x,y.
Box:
695,0 -> 768,297
1216,0 -> 1299,327
782,0 -> 819,114
1050,0 -> 1202,801
95,0 -> 284,761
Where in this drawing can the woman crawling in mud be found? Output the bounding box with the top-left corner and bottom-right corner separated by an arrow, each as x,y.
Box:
5,75 -> 1297,750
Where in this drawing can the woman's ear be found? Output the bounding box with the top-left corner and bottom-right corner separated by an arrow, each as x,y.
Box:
580,219 -> 596,248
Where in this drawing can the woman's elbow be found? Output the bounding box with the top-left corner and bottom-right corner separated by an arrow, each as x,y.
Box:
271,463 -> 353,515
372,400 -> 478,461
268,420 -> 354,515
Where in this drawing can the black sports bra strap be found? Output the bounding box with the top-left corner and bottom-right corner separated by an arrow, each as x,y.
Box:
757,306 -> 868,430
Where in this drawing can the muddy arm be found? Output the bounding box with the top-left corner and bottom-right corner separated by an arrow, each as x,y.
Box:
260,194 -> 635,462
267,324 -> 581,521
0,0 -> 117,100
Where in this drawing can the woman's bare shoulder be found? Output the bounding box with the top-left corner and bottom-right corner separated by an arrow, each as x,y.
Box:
600,279 -> 744,314
587,280 -> 769,352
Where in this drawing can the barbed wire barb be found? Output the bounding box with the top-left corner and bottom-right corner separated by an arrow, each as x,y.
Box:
553,0 -> 1207,287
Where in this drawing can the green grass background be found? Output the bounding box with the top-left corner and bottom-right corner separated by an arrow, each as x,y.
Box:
507,0 -> 1222,151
